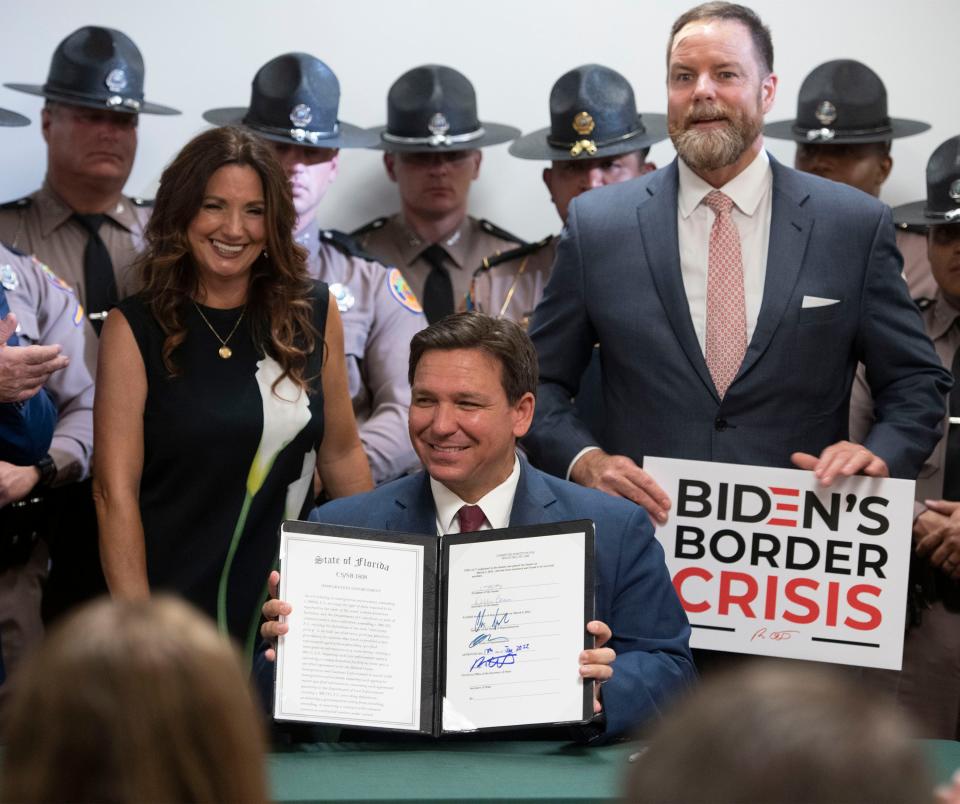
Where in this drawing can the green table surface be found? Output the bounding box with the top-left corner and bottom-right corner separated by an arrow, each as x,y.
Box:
268,738 -> 960,804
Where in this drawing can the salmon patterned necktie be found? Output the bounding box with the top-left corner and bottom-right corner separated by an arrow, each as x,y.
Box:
703,190 -> 747,398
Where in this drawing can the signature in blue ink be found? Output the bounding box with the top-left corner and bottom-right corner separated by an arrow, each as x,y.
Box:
469,644 -> 529,672
472,607 -> 511,633
469,633 -> 508,648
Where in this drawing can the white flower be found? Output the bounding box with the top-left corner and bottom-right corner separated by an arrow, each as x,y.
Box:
246,357 -> 314,497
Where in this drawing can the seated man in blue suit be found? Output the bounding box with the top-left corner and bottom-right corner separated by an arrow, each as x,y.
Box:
261,312 -> 694,742
524,2 -> 951,525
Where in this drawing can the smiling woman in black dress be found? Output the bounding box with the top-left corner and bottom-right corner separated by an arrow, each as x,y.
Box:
93,127 -> 372,658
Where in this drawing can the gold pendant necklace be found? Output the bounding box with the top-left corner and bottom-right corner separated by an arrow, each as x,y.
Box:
193,302 -> 245,359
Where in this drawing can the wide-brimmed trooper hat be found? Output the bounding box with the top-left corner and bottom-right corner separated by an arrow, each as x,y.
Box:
5,25 -> 179,115
510,64 -> 667,161
203,53 -> 377,150
765,59 -> 928,144
0,107 -> 29,127
893,136 -> 960,228
371,64 -> 519,153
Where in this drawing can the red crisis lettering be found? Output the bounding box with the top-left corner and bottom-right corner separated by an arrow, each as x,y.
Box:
672,568 -> 882,631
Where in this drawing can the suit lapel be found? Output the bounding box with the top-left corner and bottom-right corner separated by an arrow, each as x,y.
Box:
385,472 -> 437,535
508,461 -> 558,526
637,160 -> 718,399
735,157 -> 813,382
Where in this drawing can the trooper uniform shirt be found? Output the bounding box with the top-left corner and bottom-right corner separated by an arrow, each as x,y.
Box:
296,220 -> 426,485
0,244 -> 95,485
0,181 -> 150,372
353,214 -> 524,308
897,227 -> 936,301
467,236 -> 557,329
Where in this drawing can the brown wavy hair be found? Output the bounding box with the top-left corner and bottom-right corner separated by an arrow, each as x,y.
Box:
1,596 -> 268,804
136,125 -> 319,392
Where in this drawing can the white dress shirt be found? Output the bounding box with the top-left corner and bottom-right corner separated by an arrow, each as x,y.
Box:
430,455 -> 521,536
677,148 -> 773,350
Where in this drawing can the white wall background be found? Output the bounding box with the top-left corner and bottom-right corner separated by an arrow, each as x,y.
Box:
1,0 -> 957,242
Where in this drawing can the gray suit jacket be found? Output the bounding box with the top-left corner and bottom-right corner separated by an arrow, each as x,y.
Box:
525,156 -> 951,480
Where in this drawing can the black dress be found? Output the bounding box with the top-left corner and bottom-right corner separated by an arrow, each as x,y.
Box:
119,283 -> 327,659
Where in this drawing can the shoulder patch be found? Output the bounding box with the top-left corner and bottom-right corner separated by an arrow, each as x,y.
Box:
130,196 -> 155,208
0,197 -> 31,212
351,217 -> 388,238
474,235 -> 554,275
35,259 -> 84,325
320,229 -> 383,263
479,218 -> 528,247
386,268 -> 423,314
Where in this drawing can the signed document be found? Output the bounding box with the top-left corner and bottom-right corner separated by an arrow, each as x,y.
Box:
274,520 -> 594,736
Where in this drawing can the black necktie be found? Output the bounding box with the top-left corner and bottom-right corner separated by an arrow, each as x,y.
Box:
420,244 -> 454,324
942,342 -> 960,500
73,213 -> 118,336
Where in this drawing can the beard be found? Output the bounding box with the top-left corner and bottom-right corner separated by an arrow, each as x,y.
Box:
669,98 -> 764,173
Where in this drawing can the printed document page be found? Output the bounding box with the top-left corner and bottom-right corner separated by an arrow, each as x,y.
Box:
442,530 -> 587,732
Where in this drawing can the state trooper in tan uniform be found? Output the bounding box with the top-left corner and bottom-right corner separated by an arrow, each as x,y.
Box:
764,59 -> 933,299
204,53 -> 425,485
1,25 -> 180,369
1,26 -> 179,622
849,135 -> 960,741
0,100 -> 95,723
354,65 -> 523,324
466,64 -> 666,328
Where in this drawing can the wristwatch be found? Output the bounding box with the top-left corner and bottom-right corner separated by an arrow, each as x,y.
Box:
34,453 -> 56,488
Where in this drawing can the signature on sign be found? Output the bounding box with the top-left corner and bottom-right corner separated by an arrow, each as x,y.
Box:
750,627 -> 799,642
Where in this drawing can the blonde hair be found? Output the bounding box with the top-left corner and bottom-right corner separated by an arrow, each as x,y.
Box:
1,596 -> 268,804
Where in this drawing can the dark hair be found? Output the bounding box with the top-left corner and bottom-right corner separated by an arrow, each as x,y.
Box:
408,312 -> 538,403
668,2 -> 774,75
136,126 -> 318,392
1,596 -> 268,804
627,664 -> 930,804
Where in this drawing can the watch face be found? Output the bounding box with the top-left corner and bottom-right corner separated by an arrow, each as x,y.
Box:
35,454 -> 56,487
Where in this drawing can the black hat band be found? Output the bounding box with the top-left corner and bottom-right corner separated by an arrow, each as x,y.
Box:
547,124 -> 647,158
381,126 -> 486,148
243,116 -> 340,145
796,121 -> 893,142
44,83 -> 141,112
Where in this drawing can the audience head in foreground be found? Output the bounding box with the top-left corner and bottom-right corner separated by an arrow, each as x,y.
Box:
1,596 -> 268,804
628,663 -> 931,804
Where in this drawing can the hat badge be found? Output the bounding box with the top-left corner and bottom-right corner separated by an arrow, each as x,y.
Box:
290,104 -> 313,128
815,100 -> 837,126
428,113 -> 450,137
572,111 -> 595,136
105,68 -> 128,93
950,179 -> 960,204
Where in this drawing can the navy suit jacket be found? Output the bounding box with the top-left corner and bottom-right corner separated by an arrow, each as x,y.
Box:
524,156 -> 951,480
305,460 -> 694,740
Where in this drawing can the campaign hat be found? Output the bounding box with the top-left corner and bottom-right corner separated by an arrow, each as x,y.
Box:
0,108 -> 28,127
203,53 -> 377,149
370,64 -> 519,152
765,59 -> 928,144
510,64 -> 667,161
5,25 -> 179,115
892,136 -> 960,228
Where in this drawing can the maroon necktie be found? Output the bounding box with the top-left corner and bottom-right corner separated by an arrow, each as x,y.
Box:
458,505 -> 486,533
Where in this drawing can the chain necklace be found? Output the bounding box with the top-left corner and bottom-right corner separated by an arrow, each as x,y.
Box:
193,302 -> 245,359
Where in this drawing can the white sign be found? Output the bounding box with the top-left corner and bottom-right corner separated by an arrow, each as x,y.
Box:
645,457 -> 914,670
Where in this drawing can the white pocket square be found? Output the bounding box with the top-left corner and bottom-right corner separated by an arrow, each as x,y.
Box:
801,295 -> 840,309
